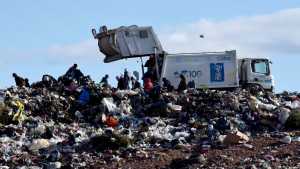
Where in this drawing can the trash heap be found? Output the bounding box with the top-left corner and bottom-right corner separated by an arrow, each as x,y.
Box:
0,71 -> 300,168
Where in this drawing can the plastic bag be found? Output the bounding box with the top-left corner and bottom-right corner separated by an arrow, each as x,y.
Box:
12,101 -> 26,124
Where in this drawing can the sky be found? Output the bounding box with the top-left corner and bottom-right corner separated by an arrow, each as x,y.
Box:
0,0 -> 300,92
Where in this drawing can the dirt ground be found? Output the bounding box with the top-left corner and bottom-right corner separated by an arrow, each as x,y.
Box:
78,135 -> 300,169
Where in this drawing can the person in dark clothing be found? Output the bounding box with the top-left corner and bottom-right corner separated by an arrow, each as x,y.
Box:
116,76 -> 120,89
123,69 -> 130,90
131,77 -> 141,90
116,75 -> 125,90
144,55 -> 155,69
162,77 -> 174,92
100,74 -> 109,87
187,80 -> 195,89
64,64 -> 84,84
42,75 -> 57,88
144,55 -> 159,82
65,64 -> 77,77
177,74 -> 187,92
12,73 -> 26,87
25,78 -> 30,88
74,69 -> 84,82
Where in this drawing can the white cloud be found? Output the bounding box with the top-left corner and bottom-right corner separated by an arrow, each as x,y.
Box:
159,8 -> 300,57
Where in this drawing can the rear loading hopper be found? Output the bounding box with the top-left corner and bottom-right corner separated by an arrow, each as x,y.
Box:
92,25 -> 164,63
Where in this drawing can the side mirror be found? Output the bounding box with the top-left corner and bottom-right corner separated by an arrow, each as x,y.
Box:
92,29 -> 97,39
269,61 -> 273,64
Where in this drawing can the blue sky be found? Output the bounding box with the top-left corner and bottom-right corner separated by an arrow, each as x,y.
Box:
1,1 -> 300,92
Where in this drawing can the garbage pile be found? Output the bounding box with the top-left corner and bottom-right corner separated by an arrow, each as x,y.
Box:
1,67 -> 300,168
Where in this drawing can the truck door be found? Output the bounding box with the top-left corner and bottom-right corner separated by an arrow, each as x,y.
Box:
249,59 -> 274,90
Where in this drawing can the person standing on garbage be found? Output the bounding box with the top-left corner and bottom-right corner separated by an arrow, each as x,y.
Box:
187,80 -> 195,89
123,69 -> 130,90
64,64 -> 84,83
12,73 -> 26,87
65,64 -> 78,77
177,74 -> 187,92
144,55 -> 156,69
162,77 -> 174,92
42,74 -> 57,88
25,78 -> 30,88
100,74 -> 109,87
116,76 -> 120,89
116,75 -> 125,90
74,67 -> 84,83
144,55 -> 159,82
131,77 -> 141,90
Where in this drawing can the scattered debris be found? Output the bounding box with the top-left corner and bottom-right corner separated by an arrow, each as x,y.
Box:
280,135 -> 292,144
223,131 -> 249,145
0,66 -> 300,168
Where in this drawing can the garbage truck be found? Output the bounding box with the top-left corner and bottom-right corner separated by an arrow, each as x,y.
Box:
92,25 -> 274,91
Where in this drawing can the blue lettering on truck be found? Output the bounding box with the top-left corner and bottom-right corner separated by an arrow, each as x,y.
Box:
174,70 -> 202,78
210,63 -> 224,82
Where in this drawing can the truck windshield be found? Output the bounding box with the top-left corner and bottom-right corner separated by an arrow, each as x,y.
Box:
251,60 -> 270,75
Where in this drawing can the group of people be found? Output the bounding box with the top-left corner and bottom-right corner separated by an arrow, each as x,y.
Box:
12,64 -> 85,89
142,55 -> 195,93
12,63 -> 193,94
100,69 -> 141,90
162,74 -> 195,93
116,69 -> 134,90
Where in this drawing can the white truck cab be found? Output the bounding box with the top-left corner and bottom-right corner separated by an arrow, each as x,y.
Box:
239,58 -> 274,91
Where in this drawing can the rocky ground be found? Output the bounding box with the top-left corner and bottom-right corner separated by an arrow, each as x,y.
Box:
2,132 -> 300,169
89,135 -> 300,169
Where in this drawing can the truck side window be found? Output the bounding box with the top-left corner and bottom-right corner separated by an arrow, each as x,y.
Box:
251,60 -> 269,75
